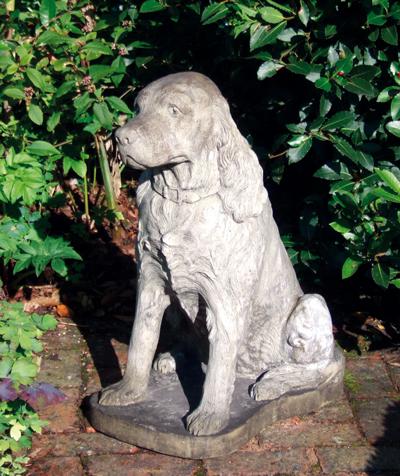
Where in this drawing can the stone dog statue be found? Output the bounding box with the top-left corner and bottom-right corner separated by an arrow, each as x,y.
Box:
99,72 -> 342,436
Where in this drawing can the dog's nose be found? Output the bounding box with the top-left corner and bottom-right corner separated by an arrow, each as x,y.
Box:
115,128 -> 130,145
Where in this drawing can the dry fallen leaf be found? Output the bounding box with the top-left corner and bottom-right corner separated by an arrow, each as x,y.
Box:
56,304 -> 72,318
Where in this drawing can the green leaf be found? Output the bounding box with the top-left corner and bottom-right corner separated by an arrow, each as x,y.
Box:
26,68 -> 47,92
71,159 -> 87,178
375,168 -> 400,194
55,81 -> 74,98
390,94 -> 400,120
201,3 -> 229,25
93,102 -> 113,131
391,278 -> 400,288
28,104 -> 43,125
266,0 -> 293,13
257,60 -> 284,80
350,65 -> 380,81
0,356 -> 12,378
260,6 -> 284,24
298,0 -> 309,26
11,358 -> 37,380
39,0 -> 56,26
82,41 -> 112,61
51,258 -> 68,276
288,137 -> 312,164
386,120 -> 400,137
47,111 -> 61,132
314,164 -> 341,180
355,151 -> 374,171
372,187 -> 400,202
315,77 -> 331,92
381,25 -> 398,45
342,77 -> 377,97
27,141 -> 60,156
250,21 -> 287,51
377,86 -> 400,103
3,87 -> 25,99
105,96 -> 132,114
140,0 -> 166,13
330,221 -> 351,234
367,10 -> 386,25
371,262 -> 390,288
342,257 -> 362,279
319,96 -> 332,117
322,111 -> 356,131
287,59 -> 316,76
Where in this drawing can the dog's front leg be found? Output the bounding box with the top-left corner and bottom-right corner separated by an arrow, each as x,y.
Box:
186,301 -> 239,436
99,279 -> 170,406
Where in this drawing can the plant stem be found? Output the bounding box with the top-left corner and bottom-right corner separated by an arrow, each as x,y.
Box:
95,134 -> 117,212
83,171 -> 90,220
92,165 -> 97,191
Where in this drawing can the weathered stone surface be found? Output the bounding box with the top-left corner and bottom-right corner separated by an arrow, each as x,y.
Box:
384,350 -> 400,392
259,420 -> 363,447
39,388 -> 81,434
345,359 -> 394,398
43,321 -> 85,350
317,447 -> 400,473
27,456 -> 84,476
82,366 -> 123,397
85,453 -> 198,476
303,398 -> 355,423
353,398 -> 400,445
30,433 -> 138,459
86,350 -> 344,459
38,349 -> 82,388
82,337 -> 128,369
205,448 -> 316,475
100,71 -> 342,439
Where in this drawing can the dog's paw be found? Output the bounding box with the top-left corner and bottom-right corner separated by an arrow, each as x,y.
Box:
99,380 -> 144,406
153,352 -> 176,374
186,406 -> 228,436
250,380 -> 287,402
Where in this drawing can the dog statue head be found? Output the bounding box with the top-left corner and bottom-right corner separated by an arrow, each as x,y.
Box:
116,72 -> 268,222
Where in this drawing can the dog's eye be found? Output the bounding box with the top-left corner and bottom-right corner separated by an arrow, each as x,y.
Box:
169,105 -> 180,116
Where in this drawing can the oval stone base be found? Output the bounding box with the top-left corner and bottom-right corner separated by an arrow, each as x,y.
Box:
85,349 -> 345,459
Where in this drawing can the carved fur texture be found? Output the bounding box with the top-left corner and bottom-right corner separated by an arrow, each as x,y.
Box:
99,72 -> 340,436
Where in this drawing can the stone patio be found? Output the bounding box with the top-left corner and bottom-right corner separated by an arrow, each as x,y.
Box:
26,314 -> 400,475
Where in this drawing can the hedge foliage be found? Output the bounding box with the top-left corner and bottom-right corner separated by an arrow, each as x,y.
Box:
0,1 -> 399,294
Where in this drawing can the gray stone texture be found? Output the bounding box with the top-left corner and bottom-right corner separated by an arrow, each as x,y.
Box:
96,72 -> 343,443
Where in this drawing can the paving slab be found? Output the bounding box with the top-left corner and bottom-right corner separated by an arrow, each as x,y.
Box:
43,321 -> 86,350
352,398 -> 400,445
38,349 -> 82,389
30,433 -> 138,459
84,452 -> 199,476
27,456 -> 84,476
316,446 -> 400,474
384,350 -> 400,391
344,359 -> 395,398
302,398 -> 355,423
204,447 -> 318,475
259,420 -> 363,447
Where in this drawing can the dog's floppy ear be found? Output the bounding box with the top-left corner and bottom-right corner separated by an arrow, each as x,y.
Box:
212,99 -> 268,223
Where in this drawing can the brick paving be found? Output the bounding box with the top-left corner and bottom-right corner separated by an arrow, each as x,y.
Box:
27,316 -> 400,475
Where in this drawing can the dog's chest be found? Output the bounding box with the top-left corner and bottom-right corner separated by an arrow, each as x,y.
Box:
138,190 -> 229,292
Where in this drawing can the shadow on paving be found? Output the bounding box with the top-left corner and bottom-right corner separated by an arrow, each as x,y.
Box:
366,400 -> 400,475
